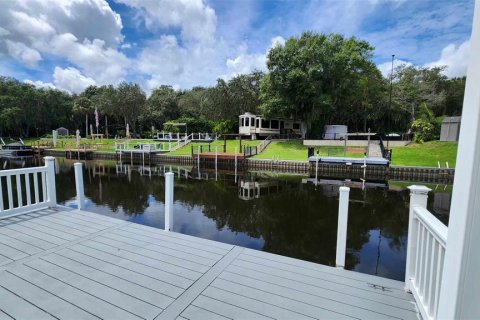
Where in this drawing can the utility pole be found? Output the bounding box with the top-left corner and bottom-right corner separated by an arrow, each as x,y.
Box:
387,54 -> 395,149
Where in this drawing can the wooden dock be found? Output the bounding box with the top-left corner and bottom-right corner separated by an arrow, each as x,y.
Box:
0,207 -> 418,319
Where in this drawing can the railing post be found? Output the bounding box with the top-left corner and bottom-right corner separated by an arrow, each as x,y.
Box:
336,186 -> 350,268
405,185 -> 431,291
74,163 -> 85,210
164,172 -> 174,231
44,156 -> 57,207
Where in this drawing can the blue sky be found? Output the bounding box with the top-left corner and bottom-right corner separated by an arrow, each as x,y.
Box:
0,0 -> 474,94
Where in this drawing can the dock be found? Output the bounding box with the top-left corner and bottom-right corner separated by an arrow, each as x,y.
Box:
0,206 -> 418,319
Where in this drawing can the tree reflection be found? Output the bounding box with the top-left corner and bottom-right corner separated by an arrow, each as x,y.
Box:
51,159 -> 414,279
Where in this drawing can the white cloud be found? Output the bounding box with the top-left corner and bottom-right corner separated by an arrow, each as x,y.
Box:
114,0 -> 216,43
53,66 -> 96,93
137,34 -> 230,92
377,58 -> 412,78
24,79 -> 56,90
224,36 -> 286,79
425,40 -> 469,78
5,40 -> 42,67
0,0 -> 127,85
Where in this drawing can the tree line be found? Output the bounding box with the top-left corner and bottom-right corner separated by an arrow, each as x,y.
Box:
0,32 -> 465,139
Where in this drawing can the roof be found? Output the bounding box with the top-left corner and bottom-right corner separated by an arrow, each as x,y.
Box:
442,116 -> 461,124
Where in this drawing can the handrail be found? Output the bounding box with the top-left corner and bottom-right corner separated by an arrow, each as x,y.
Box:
0,166 -> 47,177
406,186 -> 447,320
0,157 -> 57,217
414,207 -> 447,245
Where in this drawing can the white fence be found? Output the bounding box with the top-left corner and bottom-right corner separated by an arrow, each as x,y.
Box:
405,186 -> 447,320
0,156 -> 56,217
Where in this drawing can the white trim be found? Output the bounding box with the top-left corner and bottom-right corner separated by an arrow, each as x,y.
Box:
437,2 -> 480,319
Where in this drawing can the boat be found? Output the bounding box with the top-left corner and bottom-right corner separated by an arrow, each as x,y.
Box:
0,142 -> 34,157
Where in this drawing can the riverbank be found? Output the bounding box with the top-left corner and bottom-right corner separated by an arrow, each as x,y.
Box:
29,138 -> 458,168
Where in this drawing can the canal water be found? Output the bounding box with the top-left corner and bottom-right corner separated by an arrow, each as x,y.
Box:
2,157 -> 451,281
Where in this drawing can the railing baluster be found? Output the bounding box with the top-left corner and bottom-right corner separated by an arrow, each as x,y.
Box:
418,224 -> 426,294
6,175 -> 13,210
16,174 -> 23,208
33,172 -> 39,204
25,173 -> 31,206
427,239 -> 437,316
434,245 -> 445,319
0,177 -> 4,211
422,231 -> 431,302
414,219 -> 421,287
41,172 -> 47,203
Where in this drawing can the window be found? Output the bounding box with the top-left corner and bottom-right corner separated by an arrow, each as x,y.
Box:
271,120 -> 279,129
261,119 -> 269,128
293,123 -> 301,130
241,118 -> 244,127
251,118 -> 255,127
245,117 -> 249,127
256,119 -> 260,127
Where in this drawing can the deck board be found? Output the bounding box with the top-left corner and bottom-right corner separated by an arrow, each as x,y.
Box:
0,207 -> 418,320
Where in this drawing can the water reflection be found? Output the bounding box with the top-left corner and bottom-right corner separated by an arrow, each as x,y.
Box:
0,156 -> 451,281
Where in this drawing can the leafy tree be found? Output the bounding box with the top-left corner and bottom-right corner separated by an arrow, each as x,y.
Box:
116,82 -> 146,136
391,65 -> 447,131
260,32 -> 381,132
141,85 -> 180,130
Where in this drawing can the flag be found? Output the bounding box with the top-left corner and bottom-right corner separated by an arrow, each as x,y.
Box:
94,107 -> 99,128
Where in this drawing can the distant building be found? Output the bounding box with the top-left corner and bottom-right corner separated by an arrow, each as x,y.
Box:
440,116 -> 461,141
56,127 -> 69,136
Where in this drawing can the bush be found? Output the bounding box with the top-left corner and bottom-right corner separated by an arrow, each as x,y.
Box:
213,119 -> 237,134
411,119 -> 435,142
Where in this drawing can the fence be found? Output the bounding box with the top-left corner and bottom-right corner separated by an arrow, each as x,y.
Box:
0,156 -> 56,217
405,186 -> 447,320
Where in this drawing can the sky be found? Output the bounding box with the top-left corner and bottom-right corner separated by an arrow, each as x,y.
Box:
0,0 -> 474,95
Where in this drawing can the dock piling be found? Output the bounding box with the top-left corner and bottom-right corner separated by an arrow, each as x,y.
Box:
336,186 -> 350,268
165,172 -> 174,231
74,162 -> 85,209
44,157 -> 57,207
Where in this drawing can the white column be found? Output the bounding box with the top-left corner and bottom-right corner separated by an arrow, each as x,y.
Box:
164,172 -> 174,231
74,163 -> 85,210
336,186 -> 350,268
44,156 -> 57,207
437,2 -> 480,319
405,185 -> 430,291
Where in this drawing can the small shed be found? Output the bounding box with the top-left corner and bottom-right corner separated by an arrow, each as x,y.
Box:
56,127 -> 69,136
440,117 -> 461,141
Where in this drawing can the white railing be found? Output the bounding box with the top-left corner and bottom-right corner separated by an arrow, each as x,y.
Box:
405,186 -> 447,320
0,156 -> 56,217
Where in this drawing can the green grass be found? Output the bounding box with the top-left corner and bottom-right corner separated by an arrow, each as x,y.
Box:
391,141 -> 458,167
26,138 -> 156,153
253,140 -> 366,161
168,140 -> 259,155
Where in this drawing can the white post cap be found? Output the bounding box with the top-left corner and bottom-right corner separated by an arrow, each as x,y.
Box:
407,185 -> 431,195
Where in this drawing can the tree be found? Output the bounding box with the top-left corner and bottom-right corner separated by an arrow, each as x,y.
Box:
73,96 -> 94,136
141,85 -> 180,130
116,82 -> 146,136
390,65 -> 447,131
260,32 -> 381,132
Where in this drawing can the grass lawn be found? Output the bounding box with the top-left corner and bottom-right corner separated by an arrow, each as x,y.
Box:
252,140 -> 365,161
168,140 -> 259,155
391,141 -> 458,167
26,138 -> 156,153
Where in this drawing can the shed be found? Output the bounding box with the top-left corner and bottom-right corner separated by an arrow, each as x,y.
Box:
56,127 -> 69,136
440,116 -> 461,141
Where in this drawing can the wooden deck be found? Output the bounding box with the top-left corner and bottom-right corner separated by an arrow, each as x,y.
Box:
0,207 -> 418,320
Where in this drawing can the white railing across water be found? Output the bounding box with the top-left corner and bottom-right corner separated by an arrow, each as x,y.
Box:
0,156 -> 56,217
405,186 -> 447,320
